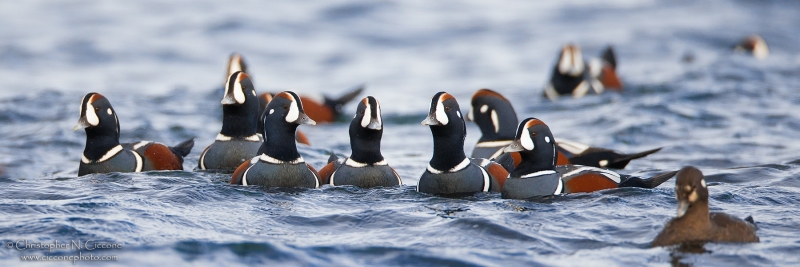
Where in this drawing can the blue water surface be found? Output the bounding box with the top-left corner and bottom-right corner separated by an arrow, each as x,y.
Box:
2,0 -> 800,266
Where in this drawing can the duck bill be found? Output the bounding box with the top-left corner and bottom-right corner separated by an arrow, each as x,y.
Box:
502,140 -> 525,153
221,93 -> 238,105
366,119 -> 382,130
421,113 -> 442,126
295,112 -> 316,126
73,117 -> 91,131
465,107 -> 473,122
676,200 -> 689,218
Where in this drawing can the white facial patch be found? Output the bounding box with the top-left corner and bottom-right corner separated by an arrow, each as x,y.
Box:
520,127 -> 534,150
457,111 -> 461,118
107,108 -> 112,115
233,77 -> 246,104
558,48 -> 573,74
252,90 -> 256,96
688,190 -> 698,203
435,99 -> 449,125
269,109 -> 274,115
491,110 -> 499,133
558,46 -> 585,77
570,48 -> 584,76
701,179 -> 707,188
228,56 -> 242,75
361,104 -> 372,128
85,102 -> 99,126
544,136 -> 550,143
480,105 -> 488,113
375,101 -> 382,126
285,98 -> 300,123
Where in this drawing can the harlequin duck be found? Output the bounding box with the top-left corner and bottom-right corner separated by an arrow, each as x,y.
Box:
74,93 -> 194,176
651,166 -> 759,247
227,52 -> 363,124
466,88 -> 661,169
418,92 -> 508,195
500,118 -> 676,199
588,46 -> 623,90
257,86 -> 364,124
734,35 -> 769,60
230,91 -> 321,188
198,71 -> 262,171
257,93 -> 311,146
299,85 -> 364,123
221,53 -> 310,145
317,96 -> 402,188
543,44 -> 622,100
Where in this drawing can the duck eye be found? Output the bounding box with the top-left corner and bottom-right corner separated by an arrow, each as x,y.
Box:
283,105 -> 289,110
444,106 -> 451,111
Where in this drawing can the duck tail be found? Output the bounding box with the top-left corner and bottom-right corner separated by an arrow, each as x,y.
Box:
601,46 -> 617,69
170,138 -> 195,158
607,147 -> 663,169
323,85 -> 365,114
618,170 -> 678,189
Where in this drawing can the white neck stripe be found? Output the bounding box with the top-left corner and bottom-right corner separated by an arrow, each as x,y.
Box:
344,158 -> 389,167
554,178 -> 563,195
259,154 -> 304,164
345,158 -> 367,167
562,166 -> 621,183
242,165 -> 252,186
480,166 -> 490,192
521,170 -> 556,178
199,148 -> 207,170
449,158 -> 470,172
132,151 -> 143,172
216,133 -> 260,142
243,134 -> 260,142
81,145 -> 122,164
427,164 -> 442,174
572,80 -> 591,98
97,145 -> 123,163
426,158 -> 475,174
216,133 -> 232,141
132,141 -> 150,150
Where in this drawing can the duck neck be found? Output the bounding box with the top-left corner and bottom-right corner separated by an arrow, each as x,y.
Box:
679,201 -> 712,227
220,105 -> 258,138
429,125 -> 468,171
510,151 -> 556,177
349,130 -> 384,164
261,123 -> 301,161
477,114 -> 517,142
83,128 -> 121,161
